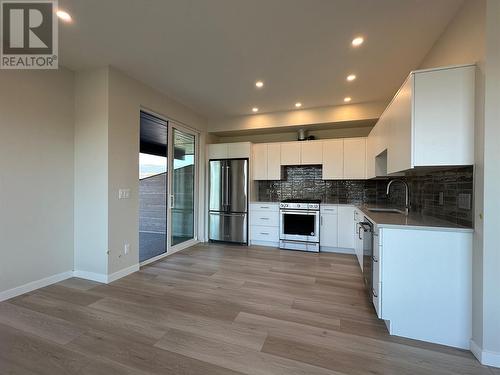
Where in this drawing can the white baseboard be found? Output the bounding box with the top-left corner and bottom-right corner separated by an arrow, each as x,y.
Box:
250,240 -> 279,248
107,264 -> 140,283
74,264 -> 140,284
471,340 -> 500,368
320,246 -> 355,254
73,270 -> 108,283
0,271 -> 73,302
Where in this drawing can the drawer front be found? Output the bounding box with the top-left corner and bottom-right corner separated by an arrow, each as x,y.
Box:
320,205 -> 338,215
250,211 -> 279,227
250,225 -> 279,242
250,203 -> 279,213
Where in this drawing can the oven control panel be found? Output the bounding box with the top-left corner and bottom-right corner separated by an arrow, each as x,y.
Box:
279,202 -> 320,210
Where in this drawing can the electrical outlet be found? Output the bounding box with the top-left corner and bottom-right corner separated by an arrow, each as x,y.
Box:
124,243 -> 130,255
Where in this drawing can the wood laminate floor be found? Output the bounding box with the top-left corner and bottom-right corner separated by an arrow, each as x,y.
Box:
1,243 -> 497,375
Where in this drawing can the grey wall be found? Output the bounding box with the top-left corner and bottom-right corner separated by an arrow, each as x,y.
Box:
74,68 -> 109,276
0,69 -> 75,293
107,67 -> 207,274
215,126 -> 373,144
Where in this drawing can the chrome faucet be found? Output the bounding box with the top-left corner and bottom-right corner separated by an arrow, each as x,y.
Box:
386,179 -> 410,215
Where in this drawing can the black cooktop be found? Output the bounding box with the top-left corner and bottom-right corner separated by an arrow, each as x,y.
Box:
281,199 -> 321,204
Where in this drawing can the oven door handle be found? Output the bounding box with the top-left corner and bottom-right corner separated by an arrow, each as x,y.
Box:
280,210 -> 318,215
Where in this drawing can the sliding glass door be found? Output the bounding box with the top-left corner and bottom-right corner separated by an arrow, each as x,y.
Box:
139,113 -> 198,263
139,112 -> 168,262
169,125 -> 197,248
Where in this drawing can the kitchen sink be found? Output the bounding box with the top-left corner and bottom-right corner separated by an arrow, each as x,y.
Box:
368,208 -> 405,214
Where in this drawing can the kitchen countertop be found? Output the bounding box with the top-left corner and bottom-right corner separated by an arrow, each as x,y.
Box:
358,205 -> 474,233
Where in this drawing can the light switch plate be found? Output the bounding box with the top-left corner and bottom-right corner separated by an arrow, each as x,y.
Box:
119,188 -> 130,199
124,243 -> 130,255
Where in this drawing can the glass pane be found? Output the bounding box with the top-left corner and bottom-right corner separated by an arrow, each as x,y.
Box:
171,128 -> 196,246
139,112 -> 167,262
283,214 -> 314,235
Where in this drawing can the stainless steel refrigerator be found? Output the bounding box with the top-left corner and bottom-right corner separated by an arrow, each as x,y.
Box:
209,159 -> 248,244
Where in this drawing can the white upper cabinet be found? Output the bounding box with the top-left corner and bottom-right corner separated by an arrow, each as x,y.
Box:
207,143 -> 228,159
280,142 -> 301,165
343,138 -> 366,179
208,142 -> 251,160
387,76 -> 412,174
300,141 -> 323,165
252,143 -> 268,180
267,143 -> 281,180
412,66 -> 474,167
250,138 -> 367,180
322,139 -> 343,179
368,64 -> 475,176
227,142 -> 252,159
251,143 -> 281,180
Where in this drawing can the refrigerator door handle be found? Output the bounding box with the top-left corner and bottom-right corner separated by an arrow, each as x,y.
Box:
224,163 -> 230,207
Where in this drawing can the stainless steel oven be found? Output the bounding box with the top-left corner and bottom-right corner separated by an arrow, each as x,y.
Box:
279,200 -> 320,252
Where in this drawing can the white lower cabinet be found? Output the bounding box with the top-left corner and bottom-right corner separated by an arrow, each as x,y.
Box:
249,203 -> 279,246
377,226 -> 473,349
337,206 -> 355,249
320,209 -> 338,248
250,226 -> 279,242
372,226 -> 382,317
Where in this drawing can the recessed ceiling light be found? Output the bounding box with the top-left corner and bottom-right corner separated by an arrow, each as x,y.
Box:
346,74 -> 357,82
352,37 -> 364,47
344,97 -> 352,103
255,81 -> 264,88
56,10 -> 72,22
295,102 -> 302,108
252,107 -> 259,113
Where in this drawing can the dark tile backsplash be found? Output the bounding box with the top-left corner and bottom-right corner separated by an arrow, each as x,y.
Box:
257,165 -> 474,227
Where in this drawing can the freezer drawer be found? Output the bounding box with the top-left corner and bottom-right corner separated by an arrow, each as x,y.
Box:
209,212 -> 247,244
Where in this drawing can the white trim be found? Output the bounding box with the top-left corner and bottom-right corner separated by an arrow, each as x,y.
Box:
140,240 -> 200,267
0,271 -> 73,302
320,246 -> 355,254
471,340 -> 500,368
169,239 -> 199,255
107,264 -> 140,283
249,240 -> 279,248
73,270 -> 107,283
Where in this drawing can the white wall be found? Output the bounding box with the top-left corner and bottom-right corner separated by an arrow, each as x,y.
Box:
74,68 -> 109,277
419,0 -> 486,69
418,0 -> 500,366
208,101 -> 386,133
0,69 -> 75,295
214,124 -> 373,144
106,67 -> 208,275
75,66 -> 209,279
480,0 -> 500,363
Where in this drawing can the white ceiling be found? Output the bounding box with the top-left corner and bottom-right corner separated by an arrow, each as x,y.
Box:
59,0 -> 463,119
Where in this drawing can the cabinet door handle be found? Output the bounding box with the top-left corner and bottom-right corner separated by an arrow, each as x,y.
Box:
372,256 -> 378,263
260,232 -> 269,235
372,288 -> 378,298
260,217 -> 269,220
